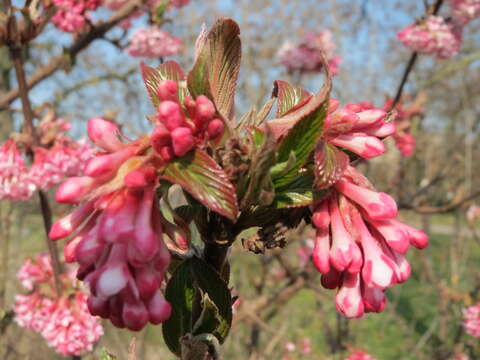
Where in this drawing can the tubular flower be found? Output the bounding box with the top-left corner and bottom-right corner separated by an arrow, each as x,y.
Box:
277,30 -> 342,75
450,0 -> 480,25
463,303 -> 480,338
127,26 -> 182,58
50,83 -> 222,330
311,166 -> 427,318
397,16 -> 463,59
14,253 -> 103,356
324,100 -> 395,159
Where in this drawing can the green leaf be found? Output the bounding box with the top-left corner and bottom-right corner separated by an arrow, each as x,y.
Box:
162,259 -> 195,357
161,149 -> 238,221
187,18 -> 241,120
273,173 -> 326,208
162,258 -> 233,357
270,151 -> 296,179
314,141 -> 349,189
274,80 -> 311,117
141,61 -> 187,107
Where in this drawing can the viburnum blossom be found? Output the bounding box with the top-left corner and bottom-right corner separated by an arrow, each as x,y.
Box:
463,302 -> 480,338
397,16 -> 462,59
0,118 -> 94,201
0,139 -> 36,200
14,253 -> 103,356
466,204 -> 480,222
49,0 -> 101,33
49,81 -> 225,330
127,26 -> 182,58
277,30 -> 342,75
308,100 -> 427,318
450,0 -> 480,25
345,350 -> 377,360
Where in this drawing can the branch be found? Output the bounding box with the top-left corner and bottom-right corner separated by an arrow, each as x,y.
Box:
0,0 -> 144,110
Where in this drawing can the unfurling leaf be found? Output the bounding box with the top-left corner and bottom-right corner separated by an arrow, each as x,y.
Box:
274,80 -> 311,118
314,141 -> 349,189
187,18 -> 241,120
273,173 -> 326,208
162,258 -> 233,357
161,149 -> 238,221
141,61 -> 187,107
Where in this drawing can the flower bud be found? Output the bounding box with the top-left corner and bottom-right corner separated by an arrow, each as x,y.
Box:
55,176 -> 96,204
148,290 -> 172,324
171,127 -> 195,156
88,118 -> 124,152
157,101 -> 185,131
157,80 -> 178,102
206,118 -> 225,139
122,301 -> 149,331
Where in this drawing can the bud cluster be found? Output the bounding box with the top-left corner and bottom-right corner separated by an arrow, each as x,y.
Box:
49,0 -> 101,33
14,253 -> 103,356
311,165 -> 428,318
397,16 -> 463,59
151,80 -> 224,161
277,30 -> 342,75
324,100 -> 395,159
346,350 -> 377,360
463,302 -> 480,338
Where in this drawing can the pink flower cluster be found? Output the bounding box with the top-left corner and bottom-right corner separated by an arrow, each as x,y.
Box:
0,120 -> 94,201
345,350 -> 377,360
397,16 -> 462,59
324,100 -> 396,160
309,101 -> 428,318
151,80 -> 225,160
463,303 -> 480,338
277,30 -> 342,75
450,0 -> 480,25
14,253 -> 103,356
127,26 -> 182,58
50,0 -> 100,33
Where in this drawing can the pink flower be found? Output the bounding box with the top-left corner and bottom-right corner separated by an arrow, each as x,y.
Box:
277,30 -> 342,75
463,302 -> 480,338
50,0 -> 100,33
450,0 -> 480,25
14,253 -> 103,356
127,27 -> 182,58
397,16 -> 463,59
345,350 -> 377,360
311,166 -> 428,318
466,204 -> 480,223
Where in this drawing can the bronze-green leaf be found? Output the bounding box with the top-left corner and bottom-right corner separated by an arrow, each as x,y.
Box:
187,18 -> 241,120
141,61 -> 187,107
314,141 -> 349,189
274,80 -> 311,117
161,149 -> 238,221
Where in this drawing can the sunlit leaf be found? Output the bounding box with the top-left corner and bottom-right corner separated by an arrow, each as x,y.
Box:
314,141 -> 349,189
274,80 -> 311,117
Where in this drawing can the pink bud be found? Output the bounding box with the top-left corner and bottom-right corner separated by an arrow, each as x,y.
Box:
108,296 -> 125,328
335,180 -> 398,220
148,290 -> 172,324
206,118 -> 225,139
124,168 -> 156,188
157,101 -> 185,131
55,176 -> 96,204
133,187 -> 159,262
195,95 -> 216,122
328,98 -> 340,112
362,286 -> 386,313
335,272 -> 365,319
157,80 -> 178,102
329,196 -> 363,273
123,300 -> 149,331
159,145 -> 174,162
64,235 -> 81,263
171,127 -> 195,157
75,226 -> 105,267
87,296 -> 110,318
312,201 -> 331,229
392,220 -> 429,249
111,191 -> 141,244
312,229 -> 331,274
85,146 -> 136,178
49,200 -> 95,240
151,123 -> 171,154
344,103 -> 363,113
96,245 -> 129,298
330,134 -> 386,159
352,213 -> 397,289
353,109 -> 386,130
321,268 -> 341,289
390,249 -> 411,283
134,265 -> 161,301
88,117 -> 124,152
364,121 -> 396,138
368,218 -> 410,254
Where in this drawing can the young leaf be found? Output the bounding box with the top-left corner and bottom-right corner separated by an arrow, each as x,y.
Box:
273,172 -> 326,208
274,80 -> 311,118
141,61 -> 187,107
160,149 -> 238,221
314,141 -> 349,189
187,18 -> 241,120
